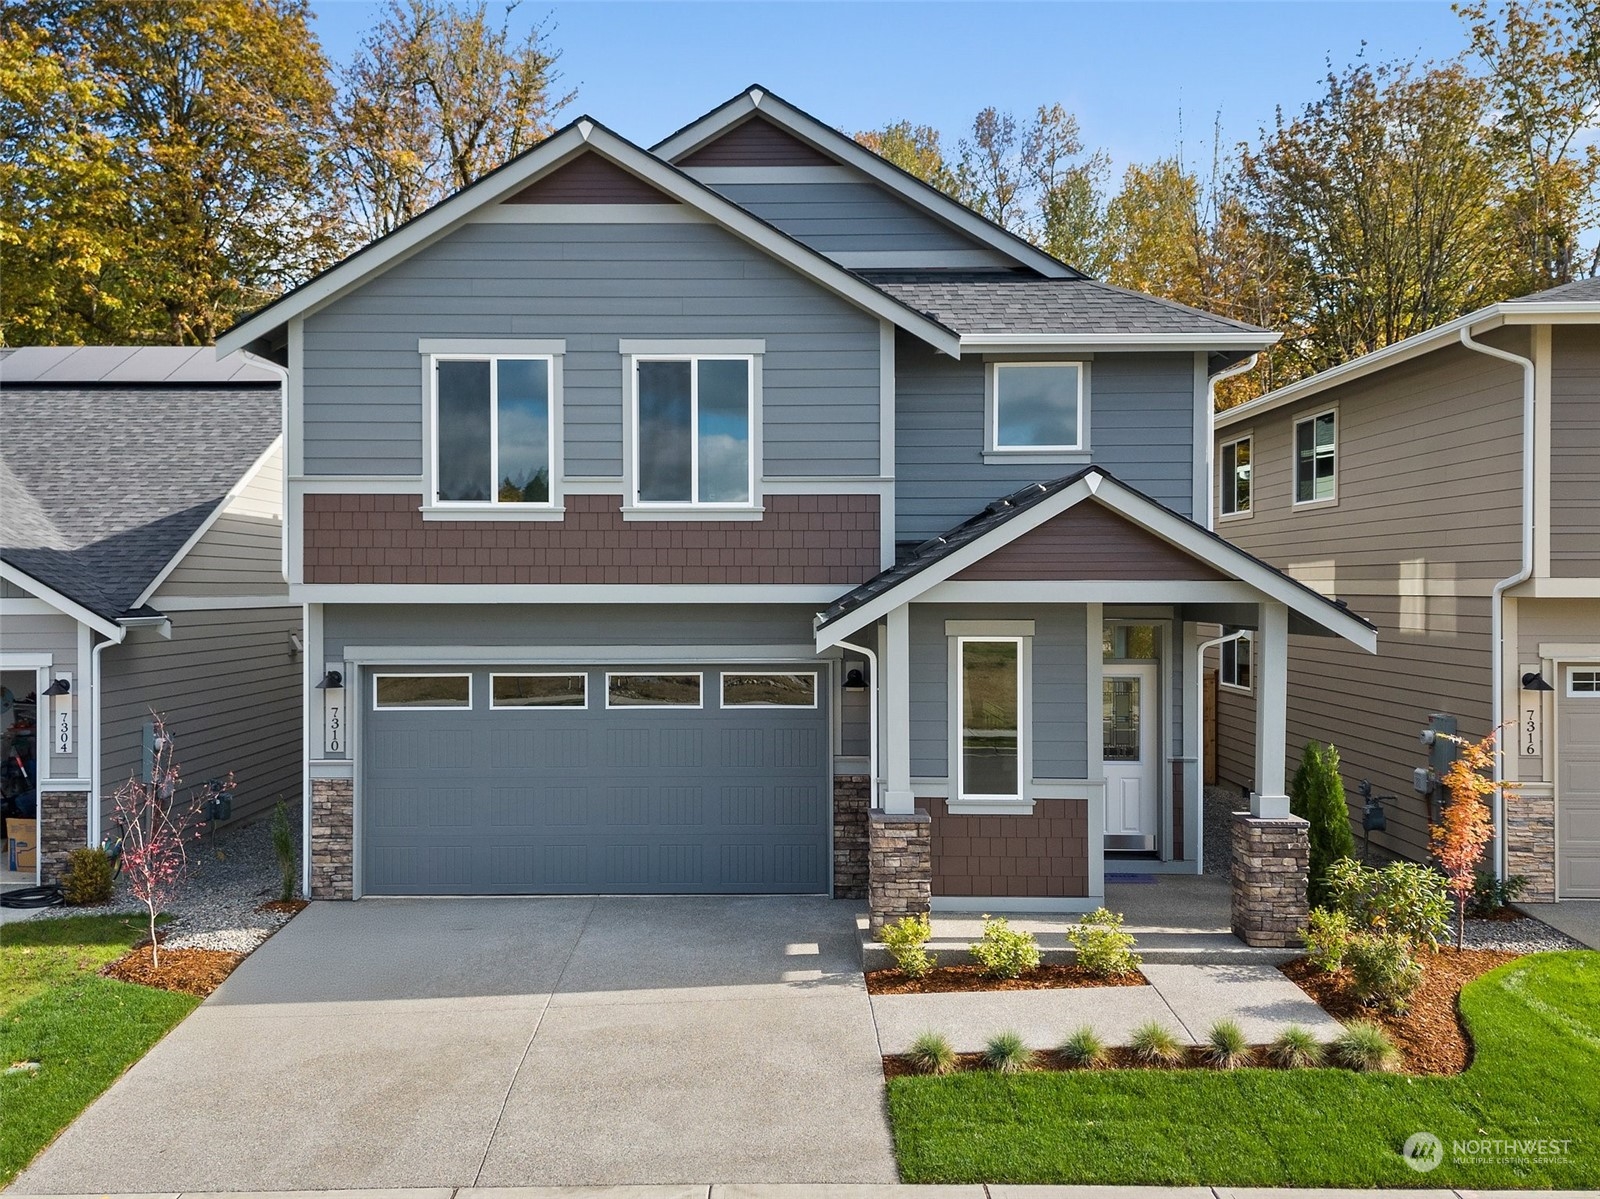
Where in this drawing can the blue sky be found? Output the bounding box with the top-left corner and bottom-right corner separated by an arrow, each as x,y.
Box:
306,1 -> 1473,174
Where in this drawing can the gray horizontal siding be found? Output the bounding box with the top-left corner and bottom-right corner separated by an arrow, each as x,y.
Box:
0,610 -> 81,775
99,607 -> 302,832
302,222 -> 881,479
894,337 -> 1198,541
154,446 -> 285,599
909,603 -> 1088,781
703,181 -> 1013,263
1551,327 -> 1600,576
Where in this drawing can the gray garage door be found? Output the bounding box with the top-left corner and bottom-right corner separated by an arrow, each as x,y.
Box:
1559,665 -> 1600,898
360,664 -> 831,895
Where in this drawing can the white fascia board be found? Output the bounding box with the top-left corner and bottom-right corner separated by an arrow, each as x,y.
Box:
652,88 -> 1076,281
291,583 -> 845,605
964,333 -> 1278,353
135,436 -> 284,609
0,563 -> 124,641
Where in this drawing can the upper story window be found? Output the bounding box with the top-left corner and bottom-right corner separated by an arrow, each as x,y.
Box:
1219,633 -> 1252,692
1219,435 -> 1252,517
989,362 -> 1086,454
1293,409 -> 1337,505
432,355 -> 554,507
633,356 -> 754,507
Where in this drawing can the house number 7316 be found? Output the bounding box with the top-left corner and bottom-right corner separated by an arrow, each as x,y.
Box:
1523,705 -> 1542,757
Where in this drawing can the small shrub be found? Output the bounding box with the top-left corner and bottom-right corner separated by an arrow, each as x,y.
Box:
270,800 -> 297,903
982,1030 -> 1036,1074
1129,1020 -> 1184,1066
1290,741 -> 1357,907
880,913 -> 937,979
1332,1020 -> 1400,1072
905,1031 -> 957,1075
1468,869 -> 1528,917
1202,1019 -> 1252,1069
970,915 -> 1041,979
1057,1025 -> 1109,1067
1066,906 -> 1142,977
1267,1024 -> 1324,1069
1346,931 -> 1423,1013
1324,858 -> 1450,949
1301,907 -> 1353,972
61,846 -> 115,905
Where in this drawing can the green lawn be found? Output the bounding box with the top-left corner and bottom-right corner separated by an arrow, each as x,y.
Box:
0,914 -> 198,1185
889,950 -> 1600,1188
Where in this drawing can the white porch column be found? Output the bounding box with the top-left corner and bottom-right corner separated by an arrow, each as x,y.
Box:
1252,600 -> 1291,818
883,604 -> 915,814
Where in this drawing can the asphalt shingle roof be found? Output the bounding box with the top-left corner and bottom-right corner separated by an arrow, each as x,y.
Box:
1503,275 -> 1600,303
865,275 -> 1271,337
1,376 -> 280,622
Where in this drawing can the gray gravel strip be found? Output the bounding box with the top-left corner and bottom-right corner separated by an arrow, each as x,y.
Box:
1458,914 -> 1583,953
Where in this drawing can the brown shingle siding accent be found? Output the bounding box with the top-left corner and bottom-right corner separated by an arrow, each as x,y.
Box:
953,500 -> 1229,582
678,116 -> 834,167
503,153 -> 678,204
303,492 -> 880,585
928,800 -> 1090,897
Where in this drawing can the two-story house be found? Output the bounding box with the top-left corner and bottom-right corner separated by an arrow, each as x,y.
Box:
218,88 -> 1373,921
1212,280 -> 1600,902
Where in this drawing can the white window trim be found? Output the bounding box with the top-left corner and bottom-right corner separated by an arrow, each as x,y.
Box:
1219,632 -> 1254,694
1567,668 -> 1600,697
425,353 -> 564,519
603,671 -> 705,710
372,672 -> 473,711
1292,406 -> 1339,509
718,670 -> 819,709
488,671 -> 588,710
624,353 -> 761,516
984,361 -> 1090,460
1218,432 -> 1253,521
949,633 -> 1032,811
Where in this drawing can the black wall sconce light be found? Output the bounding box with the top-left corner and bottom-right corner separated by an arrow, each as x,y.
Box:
316,670 -> 344,690
1521,671 -> 1555,692
842,666 -> 868,692
42,678 -> 71,696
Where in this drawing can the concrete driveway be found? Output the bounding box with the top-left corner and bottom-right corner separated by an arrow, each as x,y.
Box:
14,897 -> 897,1191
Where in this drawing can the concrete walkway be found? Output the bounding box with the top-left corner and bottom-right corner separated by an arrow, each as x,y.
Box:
869,961 -> 1343,1054
12,897 -> 897,1193
4,1185 -> 1586,1198
1520,900 -> 1600,949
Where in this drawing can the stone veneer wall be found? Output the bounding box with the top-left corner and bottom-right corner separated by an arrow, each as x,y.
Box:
927,801 -> 1089,898
1505,791 -> 1556,902
310,777 -> 354,900
832,775 -> 870,899
867,810 -> 931,934
1230,812 -> 1310,948
37,789 -> 88,884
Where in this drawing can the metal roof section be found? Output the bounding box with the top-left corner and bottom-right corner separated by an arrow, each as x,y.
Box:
0,345 -> 279,385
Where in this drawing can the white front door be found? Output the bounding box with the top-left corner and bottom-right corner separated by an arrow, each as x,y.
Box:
1103,664 -> 1159,851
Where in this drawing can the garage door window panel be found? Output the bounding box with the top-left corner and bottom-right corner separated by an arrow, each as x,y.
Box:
1568,669 -> 1600,696
491,673 -> 587,709
374,674 -> 472,710
721,672 -> 818,708
606,673 -> 703,708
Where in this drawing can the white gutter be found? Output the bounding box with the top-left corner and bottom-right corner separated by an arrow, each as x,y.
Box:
837,639 -> 879,806
1195,629 -> 1248,873
1204,353 -> 1261,532
88,634 -> 114,846
1458,326 -> 1535,881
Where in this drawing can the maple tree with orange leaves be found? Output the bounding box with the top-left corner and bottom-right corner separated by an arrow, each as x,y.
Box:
1429,727 -> 1517,950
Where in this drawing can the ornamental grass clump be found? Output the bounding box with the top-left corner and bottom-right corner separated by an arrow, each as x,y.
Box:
1057,1025 -> 1109,1068
1066,906 -> 1142,977
270,799 -> 297,902
970,915 -> 1041,979
1129,1020 -> 1185,1066
982,1030 -> 1036,1074
1202,1019 -> 1252,1069
1332,1020 -> 1400,1072
905,1031 -> 957,1075
881,912 -> 937,979
1267,1024 -> 1325,1069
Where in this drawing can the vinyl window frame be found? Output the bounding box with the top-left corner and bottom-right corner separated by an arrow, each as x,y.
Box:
424,350 -> 563,520
488,671 -> 588,710
718,671 -> 819,709
371,672 -> 474,711
1567,668 -> 1600,697
1218,433 -> 1252,519
1292,407 -> 1339,509
984,360 -> 1090,461
603,671 -> 705,710
1219,632 -> 1253,694
949,633 -> 1032,809
625,352 -> 760,516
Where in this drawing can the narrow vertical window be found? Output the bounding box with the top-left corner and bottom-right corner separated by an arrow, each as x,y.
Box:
1220,435 -> 1251,516
959,638 -> 1021,799
1294,410 -> 1336,504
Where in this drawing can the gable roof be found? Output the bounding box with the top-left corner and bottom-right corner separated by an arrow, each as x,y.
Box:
217,118 -> 963,359
0,363 -> 281,625
814,467 -> 1377,652
652,86 -> 1081,282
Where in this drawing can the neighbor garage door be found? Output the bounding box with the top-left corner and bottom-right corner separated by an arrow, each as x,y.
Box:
360,664 -> 831,895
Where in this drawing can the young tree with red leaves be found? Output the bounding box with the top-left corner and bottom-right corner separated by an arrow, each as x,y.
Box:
110,714 -> 232,968
1429,728 -> 1515,950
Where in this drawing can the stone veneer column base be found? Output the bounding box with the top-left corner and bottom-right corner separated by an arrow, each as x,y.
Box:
867,809 -> 931,935
310,777 -> 354,899
1230,811 -> 1310,948
1505,791 -> 1556,902
37,790 -> 89,884
832,775 -> 871,899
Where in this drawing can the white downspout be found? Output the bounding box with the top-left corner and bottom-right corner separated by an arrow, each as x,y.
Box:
1205,353 -> 1261,531
1195,629 -> 1247,872
1459,326 -> 1535,881
837,639 -> 879,805
89,634 -> 115,846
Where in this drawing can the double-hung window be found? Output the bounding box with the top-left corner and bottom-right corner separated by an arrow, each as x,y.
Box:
1293,409 -> 1337,505
1219,633 -> 1253,692
989,362 -> 1085,454
432,355 -> 554,508
632,356 -> 754,507
1219,435 -> 1252,517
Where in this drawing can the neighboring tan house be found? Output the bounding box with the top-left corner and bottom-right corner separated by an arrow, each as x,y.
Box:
217,87 -> 1372,919
1,347 -> 302,885
1212,278 -> 1600,901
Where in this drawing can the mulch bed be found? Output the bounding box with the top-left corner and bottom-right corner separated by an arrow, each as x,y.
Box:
866,963 -> 1147,995
1281,946 -> 1519,1075
102,947 -> 247,997
257,899 -> 309,915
